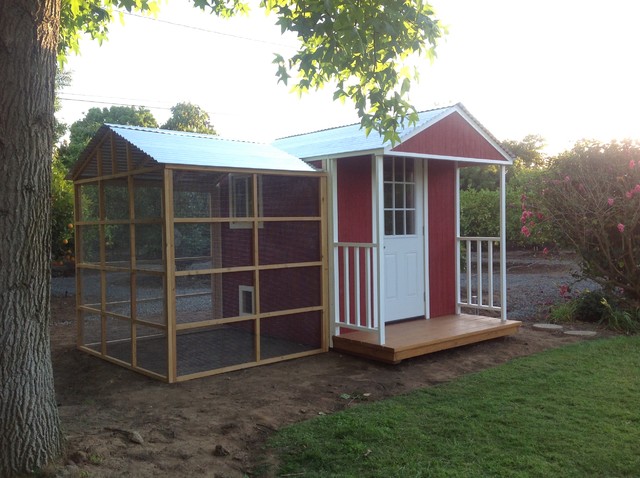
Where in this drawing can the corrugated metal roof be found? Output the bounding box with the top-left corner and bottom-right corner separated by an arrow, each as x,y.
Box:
108,124 -> 315,172
273,106 -> 454,159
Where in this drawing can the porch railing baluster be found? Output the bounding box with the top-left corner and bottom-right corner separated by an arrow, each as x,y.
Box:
457,236 -> 503,315
334,242 -> 380,335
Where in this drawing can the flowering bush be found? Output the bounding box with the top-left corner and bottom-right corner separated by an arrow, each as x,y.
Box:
525,140 -> 640,305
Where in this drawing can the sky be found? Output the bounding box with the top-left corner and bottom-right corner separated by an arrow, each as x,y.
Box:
58,0 -> 640,155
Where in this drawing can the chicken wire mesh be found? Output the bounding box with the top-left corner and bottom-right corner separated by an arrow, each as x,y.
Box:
76,164 -> 325,381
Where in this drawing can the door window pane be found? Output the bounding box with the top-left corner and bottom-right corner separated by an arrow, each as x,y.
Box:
406,184 -> 415,209
395,211 -> 405,235
394,158 -> 404,180
384,211 -> 394,235
384,157 -> 417,236
394,183 -> 405,208
384,183 -> 393,209
406,211 -> 415,235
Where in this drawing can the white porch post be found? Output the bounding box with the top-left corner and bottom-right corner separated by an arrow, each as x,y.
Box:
454,163 -> 461,315
500,164 -> 507,322
373,154 -> 386,345
423,160 -> 430,319
327,158 -> 340,340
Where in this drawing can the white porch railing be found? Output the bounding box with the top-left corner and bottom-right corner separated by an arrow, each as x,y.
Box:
333,242 -> 380,336
456,237 -> 505,318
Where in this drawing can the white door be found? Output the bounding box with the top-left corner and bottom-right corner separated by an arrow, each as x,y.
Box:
383,157 -> 425,322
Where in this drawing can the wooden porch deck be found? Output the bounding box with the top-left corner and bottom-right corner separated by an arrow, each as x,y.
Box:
332,314 -> 521,364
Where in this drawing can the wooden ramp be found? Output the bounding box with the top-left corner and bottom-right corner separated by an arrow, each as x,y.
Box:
332,314 -> 521,364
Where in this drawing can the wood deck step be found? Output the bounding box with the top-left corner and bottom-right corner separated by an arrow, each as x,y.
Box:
332,314 -> 521,364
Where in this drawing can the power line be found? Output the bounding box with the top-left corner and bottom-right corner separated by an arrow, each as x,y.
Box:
57,95 -> 238,117
58,96 -> 172,110
119,10 -> 295,49
60,91 -> 172,105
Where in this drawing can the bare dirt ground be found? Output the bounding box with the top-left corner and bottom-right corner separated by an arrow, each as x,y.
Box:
48,252 -> 611,478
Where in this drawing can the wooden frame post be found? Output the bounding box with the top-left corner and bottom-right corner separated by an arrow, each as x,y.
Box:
98,175 -> 107,356
252,173 -> 261,363
163,168 -> 177,382
74,183 -> 83,348
128,159 -> 138,368
319,174 -> 330,351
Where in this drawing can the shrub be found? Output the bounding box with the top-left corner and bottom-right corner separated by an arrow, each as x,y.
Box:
547,299 -> 578,324
600,299 -> 640,334
459,188 -> 499,237
523,140 -> 640,305
51,154 -> 74,261
573,290 -> 610,323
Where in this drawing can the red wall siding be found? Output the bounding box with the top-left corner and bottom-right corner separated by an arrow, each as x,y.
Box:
393,112 -> 507,161
337,156 -> 372,242
428,160 -> 456,317
336,156 -> 373,328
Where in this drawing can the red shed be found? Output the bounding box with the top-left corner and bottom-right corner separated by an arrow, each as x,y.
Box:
274,103 -> 521,363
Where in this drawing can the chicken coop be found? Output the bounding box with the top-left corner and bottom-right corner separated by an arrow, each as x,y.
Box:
68,124 -> 328,382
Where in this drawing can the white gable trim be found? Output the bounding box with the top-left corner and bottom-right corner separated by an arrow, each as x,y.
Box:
301,148 -> 385,163
384,150 -> 513,165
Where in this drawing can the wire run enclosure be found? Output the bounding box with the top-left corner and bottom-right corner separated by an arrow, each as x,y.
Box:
72,130 -> 329,382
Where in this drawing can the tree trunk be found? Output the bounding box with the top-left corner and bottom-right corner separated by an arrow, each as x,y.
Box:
0,0 -> 64,476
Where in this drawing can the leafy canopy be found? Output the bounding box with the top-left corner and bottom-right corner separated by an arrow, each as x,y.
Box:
60,0 -> 444,143
161,102 -> 217,135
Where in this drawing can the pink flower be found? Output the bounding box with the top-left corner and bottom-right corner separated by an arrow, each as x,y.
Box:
630,159 -> 636,169
536,212 -> 544,220
521,225 -> 531,237
564,175 -> 571,182
617,223 -> 625,233
542,247 -> 549,255
608,198 -> 615,206
634,184 -> 640,193
559,284 -> 570,298
626,191 -> 633,199
520,210 -> 533,223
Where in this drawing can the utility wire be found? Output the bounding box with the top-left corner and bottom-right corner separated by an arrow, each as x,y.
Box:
57,96 -> 237,117
119,10 -> 295,49
59,10 -> 295,116
58,96 -> 172,110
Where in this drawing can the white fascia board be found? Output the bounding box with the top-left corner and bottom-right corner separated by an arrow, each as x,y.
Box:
384,150 -> 513,165
301,148 -> 385,162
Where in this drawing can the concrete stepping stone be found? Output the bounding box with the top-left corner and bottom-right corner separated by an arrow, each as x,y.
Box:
532,323 -> 564,332
563,330 -> 597,337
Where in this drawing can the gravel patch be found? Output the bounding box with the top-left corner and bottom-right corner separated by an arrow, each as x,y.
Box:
505,252 -> 599,321
52,277 -> 76,298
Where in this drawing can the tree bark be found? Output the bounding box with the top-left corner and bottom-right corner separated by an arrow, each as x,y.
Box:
0,0 -> 64,476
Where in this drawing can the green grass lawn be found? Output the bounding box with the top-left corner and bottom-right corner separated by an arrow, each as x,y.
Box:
268,337 -> 640,477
